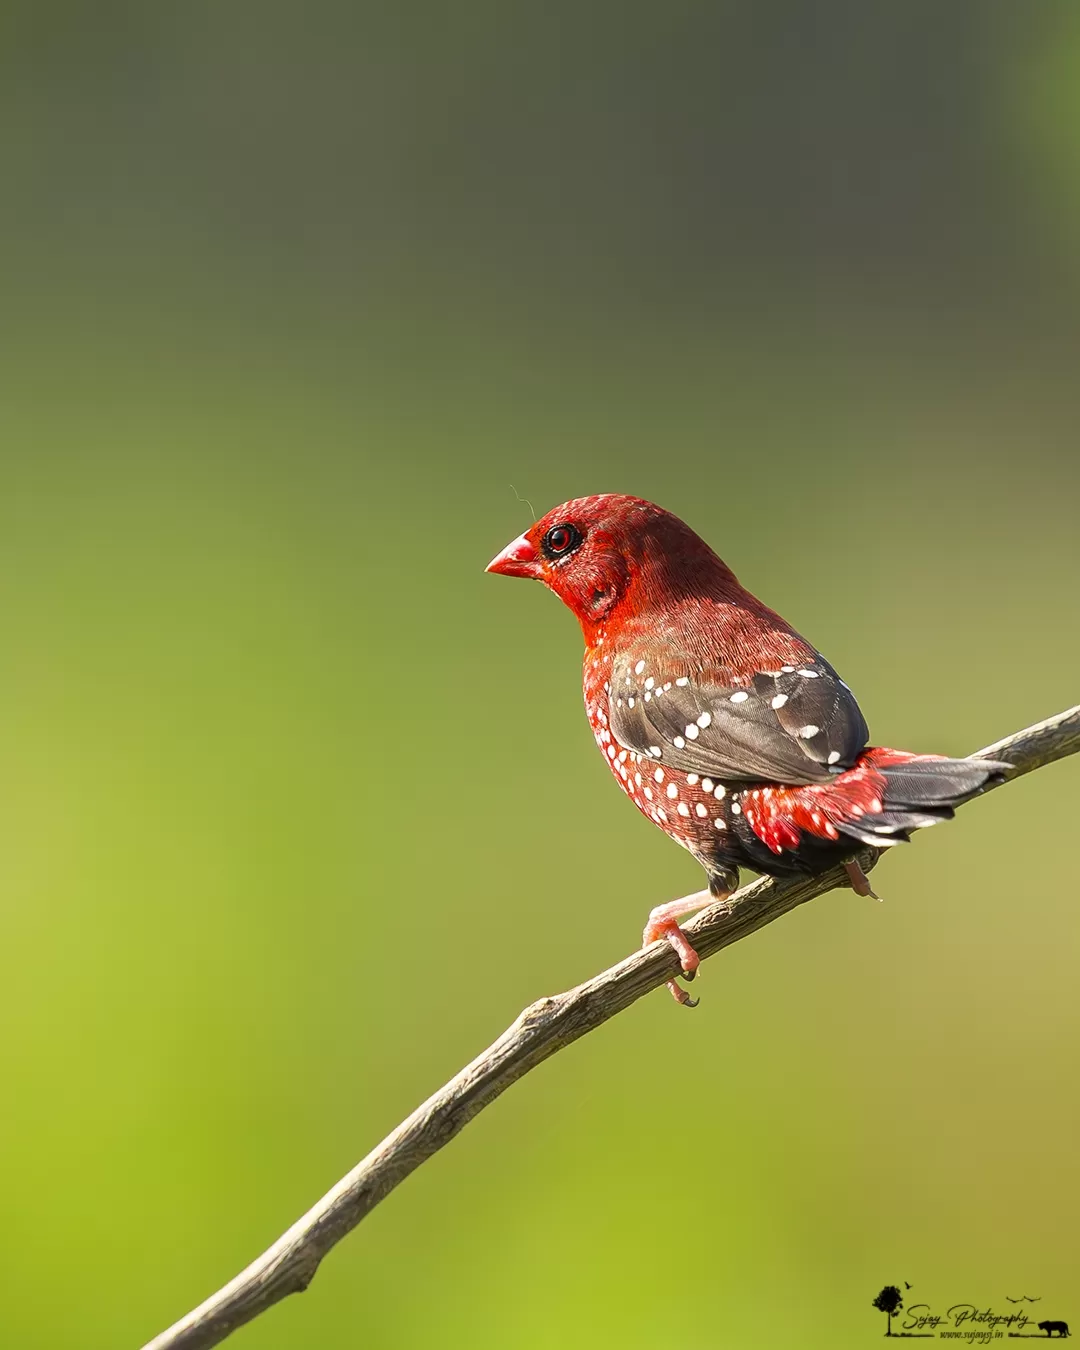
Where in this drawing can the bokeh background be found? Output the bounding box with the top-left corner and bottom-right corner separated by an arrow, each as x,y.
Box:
2,3 -> 1079,1347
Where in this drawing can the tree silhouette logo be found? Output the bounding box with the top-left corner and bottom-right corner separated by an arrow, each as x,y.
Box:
873,1286 -> 904,1337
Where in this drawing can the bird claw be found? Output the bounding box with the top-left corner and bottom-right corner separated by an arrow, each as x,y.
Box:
642,918 -> 702,976
844,858 -> 881,900
668,958 -> 700,1006
667,979 -> 699,1008
642,892 -> 713,1005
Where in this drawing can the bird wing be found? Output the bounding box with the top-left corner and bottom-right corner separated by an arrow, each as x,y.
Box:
607,653 -> 869,784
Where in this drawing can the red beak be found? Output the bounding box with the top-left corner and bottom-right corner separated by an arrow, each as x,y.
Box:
486,532 -> 541,578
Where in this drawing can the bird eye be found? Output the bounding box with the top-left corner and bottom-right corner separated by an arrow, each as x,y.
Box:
542,522 -> 582,558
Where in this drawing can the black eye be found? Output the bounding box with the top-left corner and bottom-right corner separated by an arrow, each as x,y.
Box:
542,522 -> 582,559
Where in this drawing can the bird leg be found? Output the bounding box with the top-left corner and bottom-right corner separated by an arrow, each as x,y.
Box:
844,858 -> 880,900
642,888 -> 714,1006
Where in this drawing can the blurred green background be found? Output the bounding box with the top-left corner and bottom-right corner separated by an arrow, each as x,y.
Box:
1,3 -> 1078,1347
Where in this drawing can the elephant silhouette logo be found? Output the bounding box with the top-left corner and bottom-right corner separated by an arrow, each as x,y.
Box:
1038,1322 -> 1071,1339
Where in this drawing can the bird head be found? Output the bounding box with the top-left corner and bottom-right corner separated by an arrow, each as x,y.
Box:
486,494 -> 738,638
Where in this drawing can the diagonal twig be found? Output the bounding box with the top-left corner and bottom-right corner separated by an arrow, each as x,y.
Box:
141,705 -> 1080,1350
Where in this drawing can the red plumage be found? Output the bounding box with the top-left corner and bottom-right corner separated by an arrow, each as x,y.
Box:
487,494 -> 1008,1003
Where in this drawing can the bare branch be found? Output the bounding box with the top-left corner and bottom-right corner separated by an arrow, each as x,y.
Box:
141,705 -> 1080,1350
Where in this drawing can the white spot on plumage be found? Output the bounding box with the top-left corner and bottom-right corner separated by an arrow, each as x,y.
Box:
607,745 -> 616,758
654,768 -> 664,783
713,784 -> 726,800
729,691 -> 749,704
675,677 -> 689,687
731,800 -> 741,814
714,817 -> 726,830
799,724 -> 820,739
686,773 -> 699,785
695,803 -> 708,818
771,693 -> 788,709
634,772 -> 642,786
697,711 -> 712,728
685,724 -> 699,740
634,660 -> 646,675
649,746 -> 662,758
828,751 -> 841,765
657,808 -> 668,823
628,697 -> 635,708
798,668 -> 819,678
666,783 -> 679,799
644,786 -> 653,801
677,802 -> 690,816
702,778 -> 714,792
673,736 -> 685,748
644,677 -> 654,690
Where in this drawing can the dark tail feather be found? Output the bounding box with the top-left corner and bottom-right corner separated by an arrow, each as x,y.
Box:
877,758 -> 1011,807
839,756 -> 1010,849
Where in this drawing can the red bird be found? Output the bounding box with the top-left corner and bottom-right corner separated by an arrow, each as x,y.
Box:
487,494 -> 1009,1005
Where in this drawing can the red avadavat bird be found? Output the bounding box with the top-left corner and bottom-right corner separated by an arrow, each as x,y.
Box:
487,494 -> 1009,1005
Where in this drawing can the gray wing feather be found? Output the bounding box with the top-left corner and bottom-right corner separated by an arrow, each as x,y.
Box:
608,655 -> 868,785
